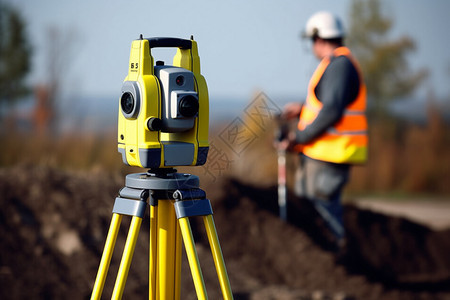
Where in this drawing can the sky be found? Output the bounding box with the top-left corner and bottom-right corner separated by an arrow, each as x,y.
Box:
5,0 -> 450,107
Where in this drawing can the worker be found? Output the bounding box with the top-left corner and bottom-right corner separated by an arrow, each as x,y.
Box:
279,11 -> 368,250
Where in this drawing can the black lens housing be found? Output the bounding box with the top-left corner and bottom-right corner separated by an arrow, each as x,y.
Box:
121,92 -> 135,114
178,95 -> 199,118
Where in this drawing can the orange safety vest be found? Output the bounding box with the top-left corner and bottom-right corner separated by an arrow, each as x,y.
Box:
297,47 -> 368,164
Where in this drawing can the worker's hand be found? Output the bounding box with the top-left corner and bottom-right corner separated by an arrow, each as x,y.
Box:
276,131 -> 297,151
281,103 -> 302,120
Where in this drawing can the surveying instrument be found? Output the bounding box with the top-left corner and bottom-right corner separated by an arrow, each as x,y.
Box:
91,36 -> 233,299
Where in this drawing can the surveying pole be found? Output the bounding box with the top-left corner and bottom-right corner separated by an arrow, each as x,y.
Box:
275,115 -> 290,221
277,149 -> 287,221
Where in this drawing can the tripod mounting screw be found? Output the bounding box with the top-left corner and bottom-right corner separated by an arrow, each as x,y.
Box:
173,189 -> 206,201
173,190 -> 182,200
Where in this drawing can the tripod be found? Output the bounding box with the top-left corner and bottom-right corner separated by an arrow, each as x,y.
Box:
90,168 -> 233,299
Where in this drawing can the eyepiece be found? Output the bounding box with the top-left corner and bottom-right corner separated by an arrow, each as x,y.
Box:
121,92 -> 135,115
178,95 -> 199,118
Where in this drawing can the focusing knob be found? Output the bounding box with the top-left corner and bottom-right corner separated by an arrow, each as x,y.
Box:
147,117 -> 162,131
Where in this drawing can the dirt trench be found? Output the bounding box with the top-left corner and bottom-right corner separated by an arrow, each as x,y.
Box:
0,165 -> 449,299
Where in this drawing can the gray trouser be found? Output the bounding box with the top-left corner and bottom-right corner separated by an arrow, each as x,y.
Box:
294,155 -> 350,240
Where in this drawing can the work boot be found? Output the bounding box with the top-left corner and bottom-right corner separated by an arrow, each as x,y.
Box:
334,237 -> 348,264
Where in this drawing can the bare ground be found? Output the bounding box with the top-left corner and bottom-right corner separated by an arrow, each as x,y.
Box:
1,165 -> 450,299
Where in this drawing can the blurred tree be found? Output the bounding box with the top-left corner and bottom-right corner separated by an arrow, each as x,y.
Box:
0,3 -> 32,116
42,26 -> 79,135
346,0 -> 427,119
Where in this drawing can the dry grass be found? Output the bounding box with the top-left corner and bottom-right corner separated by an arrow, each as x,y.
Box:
0,131 -> 129,174
348,108 -> 450,195
1,103 -> 449,196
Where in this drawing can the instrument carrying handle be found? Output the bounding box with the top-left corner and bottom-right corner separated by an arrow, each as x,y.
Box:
144,37 -> 192,49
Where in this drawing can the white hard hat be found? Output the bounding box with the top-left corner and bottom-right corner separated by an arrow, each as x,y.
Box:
303,11 -> 345,39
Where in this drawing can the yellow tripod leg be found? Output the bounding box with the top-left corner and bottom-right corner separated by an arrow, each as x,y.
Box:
149,204 -> 157,300
158,200 -> 178,300
111,216 -> 143,299
175,219 -> 182,300
91,213 -> 122,300
179,217 -> 208,300
203,215 -> 233,300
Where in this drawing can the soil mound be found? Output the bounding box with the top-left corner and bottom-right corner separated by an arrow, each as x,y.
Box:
1,165 -> 449,299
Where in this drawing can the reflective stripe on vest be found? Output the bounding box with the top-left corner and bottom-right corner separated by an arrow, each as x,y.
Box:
297,47 -> 368,164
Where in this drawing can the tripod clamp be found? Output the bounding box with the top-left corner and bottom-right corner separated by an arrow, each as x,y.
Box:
173,189 -> 213,219
113,188 -> 149,218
